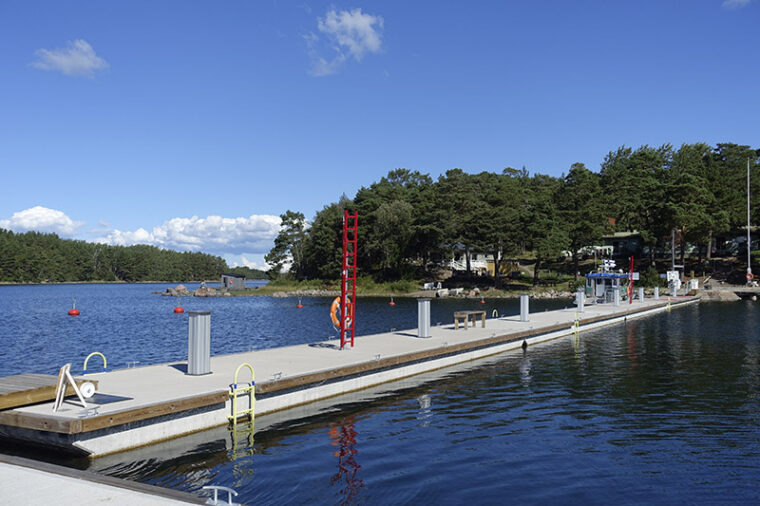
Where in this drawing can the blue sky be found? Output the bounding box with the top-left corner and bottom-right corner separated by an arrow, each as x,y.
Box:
1,1 -> 758,269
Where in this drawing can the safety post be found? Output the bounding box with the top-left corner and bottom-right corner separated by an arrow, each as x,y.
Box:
341,210 -> 358,349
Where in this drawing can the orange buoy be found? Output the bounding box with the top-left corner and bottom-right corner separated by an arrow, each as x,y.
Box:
480,297 -> 486,304
297,298 -> 303,308
68,298 -> 80,316
389,296 -> 396,306
174,306 -> 184,313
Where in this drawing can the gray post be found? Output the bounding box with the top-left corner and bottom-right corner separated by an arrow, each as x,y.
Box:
654,286 -> 659,300
671,281 -> 678,298
638,286 -> 644,302
613,287 -> 620,306
520,294 -> 529,322
417,298 -> 431,338
576,289 -> 585,313
188,311 -> 211,375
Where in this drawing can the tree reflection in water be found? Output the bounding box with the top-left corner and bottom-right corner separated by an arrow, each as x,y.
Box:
329,417 -> 363,504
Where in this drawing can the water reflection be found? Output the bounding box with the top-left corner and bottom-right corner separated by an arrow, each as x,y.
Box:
329,417 -> 363,504
417,393 -> 433,426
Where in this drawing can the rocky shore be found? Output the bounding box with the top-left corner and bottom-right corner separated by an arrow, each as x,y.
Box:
155,284 -> 231,297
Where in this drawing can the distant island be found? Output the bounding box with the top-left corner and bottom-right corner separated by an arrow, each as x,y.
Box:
0,228 -> 267,283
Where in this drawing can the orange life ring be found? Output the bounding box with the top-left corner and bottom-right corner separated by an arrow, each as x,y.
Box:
330,297 -> 341,326
330,296 -> 353,327
747,272 -> 754,281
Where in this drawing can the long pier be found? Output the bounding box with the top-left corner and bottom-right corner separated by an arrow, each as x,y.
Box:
0,295 -> 698,457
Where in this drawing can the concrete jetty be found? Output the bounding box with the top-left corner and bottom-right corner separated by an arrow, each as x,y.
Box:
0,454 -> 204,504
0,296 -> 698,457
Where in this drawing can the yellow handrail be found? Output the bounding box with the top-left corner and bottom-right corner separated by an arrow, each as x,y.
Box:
83,352 -> 107,375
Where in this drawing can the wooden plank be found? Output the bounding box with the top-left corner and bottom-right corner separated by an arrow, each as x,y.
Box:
0,390 -> 228,434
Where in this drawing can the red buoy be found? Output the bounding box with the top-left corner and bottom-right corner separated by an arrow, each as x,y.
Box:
68,308 -> 80,316
174,306 -> 184,313
480,297 -> 486,304
389,295 -> 396,306
297,298 -> 303,308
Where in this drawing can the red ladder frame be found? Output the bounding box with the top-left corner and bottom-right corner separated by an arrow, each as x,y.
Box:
341,210 -> 358,349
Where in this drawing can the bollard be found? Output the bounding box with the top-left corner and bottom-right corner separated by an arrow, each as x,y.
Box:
638,287 -> 644,302
188,311 -> 211,375
576,289 -> 585,313
417,298 -> 431,338
614,287 -> 620,306
520,294 -> 529,322
654,286 -> 659,300
671,282 -> 678,298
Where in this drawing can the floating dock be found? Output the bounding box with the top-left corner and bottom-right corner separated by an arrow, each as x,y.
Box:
0,296 -> 698,457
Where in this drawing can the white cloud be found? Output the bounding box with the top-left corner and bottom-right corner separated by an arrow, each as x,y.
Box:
722,0 -> 751,8
228,254 -> 269,271
97,214 -> 282,255
306,8 -> 383,76
31,39 -> 108,77
0,206 -> 83,236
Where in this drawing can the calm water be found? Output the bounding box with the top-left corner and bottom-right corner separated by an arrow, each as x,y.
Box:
1,285 -> 760,504
0,283 -> 560,377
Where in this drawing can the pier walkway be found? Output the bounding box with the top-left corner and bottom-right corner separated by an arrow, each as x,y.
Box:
0,454 -> 204,504
0,296 -> 698,457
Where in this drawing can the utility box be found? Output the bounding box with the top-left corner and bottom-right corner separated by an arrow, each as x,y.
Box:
188,311 -> 211,375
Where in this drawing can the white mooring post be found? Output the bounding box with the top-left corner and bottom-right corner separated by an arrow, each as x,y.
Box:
418,298 -> 431,338
188,311 -> 212,375
614,287 -> 621,306
638,287 -> 644,302
654,286 -> 659,300
520,294 -> 529,322
576,289 -> 585,313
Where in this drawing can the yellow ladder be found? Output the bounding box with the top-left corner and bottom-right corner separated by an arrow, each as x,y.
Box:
229,363 -> 255,428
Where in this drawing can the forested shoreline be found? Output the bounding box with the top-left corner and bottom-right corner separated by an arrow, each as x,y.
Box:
2,142 -> 756,286
0,229 -> 266,283
267,142 -> 759,285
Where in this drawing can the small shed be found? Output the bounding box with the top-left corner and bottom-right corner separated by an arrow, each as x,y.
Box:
221,273 -> 245,291
585,272 -> 629,302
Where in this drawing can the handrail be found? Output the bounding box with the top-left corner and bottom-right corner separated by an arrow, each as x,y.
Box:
83,352 -> 107,375
232,362 -> 254,387
202,485 -> 239,505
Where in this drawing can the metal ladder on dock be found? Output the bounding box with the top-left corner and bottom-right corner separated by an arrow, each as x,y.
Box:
341,210 -> 358,349
228,363 -> 255,428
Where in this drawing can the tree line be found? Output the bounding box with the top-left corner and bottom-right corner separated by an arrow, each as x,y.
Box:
266,142 -> 759,286
0,229 -> 267,283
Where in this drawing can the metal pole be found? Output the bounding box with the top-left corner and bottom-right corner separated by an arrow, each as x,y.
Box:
654,286 -> 659,300
748,158 -> 752,281
520,294 -> 529,322
417,298 -> 431,338
576,289 -> 585,313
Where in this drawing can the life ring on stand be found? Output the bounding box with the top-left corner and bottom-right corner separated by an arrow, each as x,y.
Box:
330,297 -> 341,326
330,296 -> 353,328
747,272 -> 754,281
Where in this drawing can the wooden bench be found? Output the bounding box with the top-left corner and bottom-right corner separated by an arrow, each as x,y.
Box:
453,310 -> 486,330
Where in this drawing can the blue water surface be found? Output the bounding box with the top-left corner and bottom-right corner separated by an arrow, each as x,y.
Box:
2,284 -> 759,505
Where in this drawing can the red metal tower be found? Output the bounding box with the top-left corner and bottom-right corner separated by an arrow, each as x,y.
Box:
340,210 -> 358,349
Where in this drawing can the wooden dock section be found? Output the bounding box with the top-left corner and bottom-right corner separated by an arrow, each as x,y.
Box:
0,295 -> 699,457
0,374 -> 97,411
